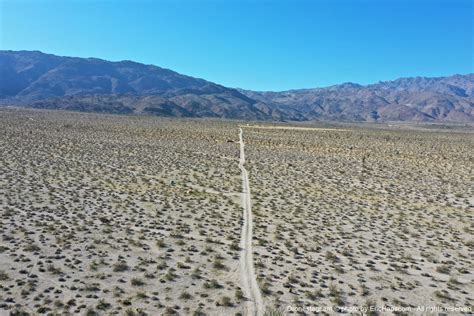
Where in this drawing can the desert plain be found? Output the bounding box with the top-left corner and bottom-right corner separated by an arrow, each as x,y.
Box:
0,108 -> 472,315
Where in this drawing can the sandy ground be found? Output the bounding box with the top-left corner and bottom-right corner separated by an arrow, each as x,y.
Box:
0,109 -> 244,315
1,108 -> 472,315
244,125 -> 473,314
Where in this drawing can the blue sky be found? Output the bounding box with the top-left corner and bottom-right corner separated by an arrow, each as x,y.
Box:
0,0 -> 472,91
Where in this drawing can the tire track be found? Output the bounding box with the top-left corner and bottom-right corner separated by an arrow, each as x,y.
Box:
238,128 -> 264,316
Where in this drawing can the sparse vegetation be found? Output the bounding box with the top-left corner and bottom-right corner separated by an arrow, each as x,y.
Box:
0,108 -> 471,314
245,124 -> 472,311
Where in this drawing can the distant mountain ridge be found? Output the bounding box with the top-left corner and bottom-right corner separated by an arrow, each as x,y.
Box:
241,74 -> 474,122
1,50 -> 473,122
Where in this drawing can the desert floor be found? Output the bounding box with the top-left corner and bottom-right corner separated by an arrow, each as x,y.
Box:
244,123 -> 473,314
0,108 -> 472,315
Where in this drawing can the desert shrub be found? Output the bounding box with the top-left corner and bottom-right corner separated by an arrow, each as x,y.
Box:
213,258 -> 226,270
220,296 -> 232,306
131,278 -> 145,286
113,261 -> 129,272
0,270 -> 9,281
179,291 -> 192,300
436,265 -> 451,274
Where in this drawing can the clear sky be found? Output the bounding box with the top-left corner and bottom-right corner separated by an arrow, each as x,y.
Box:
0,0 -> 472,91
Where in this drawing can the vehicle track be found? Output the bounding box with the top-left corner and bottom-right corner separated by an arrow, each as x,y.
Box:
238,128 -> 264,316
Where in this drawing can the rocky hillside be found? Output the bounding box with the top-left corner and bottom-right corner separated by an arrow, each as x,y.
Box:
1,50 -> 473,122
241,75 -> 474,122
0,50 -> 285,120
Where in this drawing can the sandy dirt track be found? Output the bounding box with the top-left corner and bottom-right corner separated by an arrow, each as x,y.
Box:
238,128 -> 264,316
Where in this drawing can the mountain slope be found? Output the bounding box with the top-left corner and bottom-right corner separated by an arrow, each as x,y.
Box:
0,50 -> 226,99
0,50 -> 289,120
241,75 -> 474,122
0,50 -> 473,122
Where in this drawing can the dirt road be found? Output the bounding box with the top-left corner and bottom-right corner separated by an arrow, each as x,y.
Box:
238,128 -> 264,316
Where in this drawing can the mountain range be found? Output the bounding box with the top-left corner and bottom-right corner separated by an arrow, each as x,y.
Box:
1,50 -> 473,122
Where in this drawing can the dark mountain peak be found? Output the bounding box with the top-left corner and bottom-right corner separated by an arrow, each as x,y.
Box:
329,82 -> 363,90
